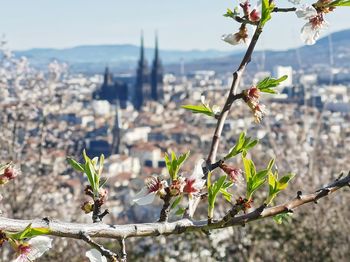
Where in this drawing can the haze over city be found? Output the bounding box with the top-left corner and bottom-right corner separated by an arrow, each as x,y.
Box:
1,0 -> 349,51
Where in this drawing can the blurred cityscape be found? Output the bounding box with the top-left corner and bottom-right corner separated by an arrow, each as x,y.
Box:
0,28 -> 349,261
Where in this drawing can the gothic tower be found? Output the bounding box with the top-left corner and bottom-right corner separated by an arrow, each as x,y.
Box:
134,32 -> 150,110
151,33 -> 164,101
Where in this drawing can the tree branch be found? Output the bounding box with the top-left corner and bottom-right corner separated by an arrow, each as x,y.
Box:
272,7 -> 297,13
206,26 -> 263,165
80,231 -> 119,261
158,189 -> 172,222
1,172 -> 348,239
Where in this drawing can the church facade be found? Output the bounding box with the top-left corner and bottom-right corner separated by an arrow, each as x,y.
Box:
93,33 -> 163,111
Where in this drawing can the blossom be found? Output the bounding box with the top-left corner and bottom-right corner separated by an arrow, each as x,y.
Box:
98,188 -> 108,205
243,87 -> 267,123
131,176 -> 167,205
300,15 -> 328,45
13,236 -> 52,262
253,104 -> 267,123
240,1 -> 251,17
86,249 -> 107,262
183,159 -> 205,197
247,86 -> 260,100
249,8 -> 260,22
219,163 -> 243,182
222,25 -> 250,46
169,178 -> 185,196
296,5 -> 328,45
0,166 -> 20,185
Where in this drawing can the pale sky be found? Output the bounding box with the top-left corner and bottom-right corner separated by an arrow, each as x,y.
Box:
0,0 -> 349,51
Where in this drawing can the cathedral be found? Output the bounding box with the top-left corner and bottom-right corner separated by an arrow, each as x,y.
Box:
93,32 -> 164,111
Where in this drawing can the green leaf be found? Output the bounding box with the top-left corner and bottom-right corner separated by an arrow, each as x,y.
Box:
175,207 -> 186,216
243,157 -> 256,182
267,158 -> 275,171
170,196 -> 183,210
257,75 -> 288,94
245,140 -> 259,150
99,177 -> 108,188
164,151 -> 190,181
329,0 -> 350,6
220,187 -> 232,202
82,149 -> 89,163
243,156 -> 271,200
177,151 -> 190,171
67,158 -> 85,173
208,175 -> 227,219
181,105 -> 215,117
224,132 -> 258,160
223,8 -> 234,18
84,159 -> 96,192
98,154 -> 105,179
260,0 -> 275,27
278,173 -> 295,190
8,224 -> 51,240
267,171 -> 295,205
273,213 -> 293,225
214,176 -> 226,194
208,175 -> 227,208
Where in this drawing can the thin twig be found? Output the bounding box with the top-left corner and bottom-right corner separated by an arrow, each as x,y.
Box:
80,231 -> 119,261
118,238 -> 127,262
206,26 -> 263,165
272,7 -> 297,13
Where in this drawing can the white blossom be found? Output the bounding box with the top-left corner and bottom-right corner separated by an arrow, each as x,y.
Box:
86,249 -> 107,262
295,5 -> 328,45
296,5 -> 318,19
13,236 -> 52,262
131,176 -> 167,205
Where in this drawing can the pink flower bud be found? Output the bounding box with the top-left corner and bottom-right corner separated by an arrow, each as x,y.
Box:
219,163 -> 242,182
249,9 -> 260,22
3,166 -> 20,180
247,86 -> 260,100
240,1 -> 251,16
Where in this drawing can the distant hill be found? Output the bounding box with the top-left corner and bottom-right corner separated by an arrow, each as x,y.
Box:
178,29 -> 350,74
14,45 -> 235,74
13,29 -> 350,74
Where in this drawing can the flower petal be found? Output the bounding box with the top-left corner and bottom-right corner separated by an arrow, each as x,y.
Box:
188,195 -> 201,218
222,34 -> 239,45
296,5 -> 317,19
86,249 -> 108,262
191,159 -> 205,180
132,190 -> 156,206
26,236 -> 53,261
300,22 -> 319,45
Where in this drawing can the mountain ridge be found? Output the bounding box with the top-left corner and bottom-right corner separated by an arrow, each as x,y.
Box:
12,29 -> 350,74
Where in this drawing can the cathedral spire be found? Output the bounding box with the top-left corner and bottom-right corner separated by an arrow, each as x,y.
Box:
151,31 -> 163,101
134,30 -> 150,110
140,30 -> 145,65
154,31 -> 159,63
